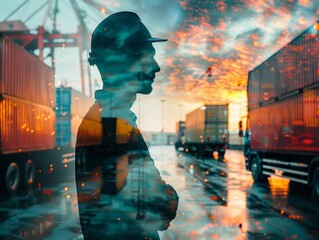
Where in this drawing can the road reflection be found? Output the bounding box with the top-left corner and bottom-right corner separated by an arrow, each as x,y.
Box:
0,178 -> 82,240
154,146 -> 319,240
14,214 -> 55,239
268,176 -> 290,198
156,147 -> 249,239
0,146 -> 319,239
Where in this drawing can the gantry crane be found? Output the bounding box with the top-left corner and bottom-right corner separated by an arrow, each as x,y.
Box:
0,0 -> 111,96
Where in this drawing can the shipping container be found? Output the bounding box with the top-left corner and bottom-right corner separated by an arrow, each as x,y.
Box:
183,104 -> 228,158
249,89 -> 319,152
0,36 -> 55,107
55,87 -> 95,148
240,21 -> 319,201
248,22 -> 319,108
75,117 -> 140,176
76,117 -> 136,149
0,96 -> 55,153
0,37 -> 73,195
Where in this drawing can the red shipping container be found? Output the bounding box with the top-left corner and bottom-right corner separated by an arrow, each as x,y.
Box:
250,88 -> 319,153
248,21 -> 319,108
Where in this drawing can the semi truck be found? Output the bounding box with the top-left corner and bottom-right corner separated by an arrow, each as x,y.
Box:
0,35 -> 92,194
239,21 -> 319,200
181,104 -> 228,158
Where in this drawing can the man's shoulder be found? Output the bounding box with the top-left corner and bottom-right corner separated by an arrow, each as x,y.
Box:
82,102 -> 102,121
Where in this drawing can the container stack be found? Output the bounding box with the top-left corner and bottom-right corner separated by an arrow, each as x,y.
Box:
0,36 -> 55,153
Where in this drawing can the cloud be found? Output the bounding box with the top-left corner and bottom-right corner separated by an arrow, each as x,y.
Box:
156,0 -> 319,105
113,0 -> 185,34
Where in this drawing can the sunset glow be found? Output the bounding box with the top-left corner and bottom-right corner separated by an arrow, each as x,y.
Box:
1,0 -> 319,132
160,0 -> 319,105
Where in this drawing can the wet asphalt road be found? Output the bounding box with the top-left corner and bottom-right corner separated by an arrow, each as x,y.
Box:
0,145 -> 319,239
0,172 -> 81,239
153,146 -> 319,240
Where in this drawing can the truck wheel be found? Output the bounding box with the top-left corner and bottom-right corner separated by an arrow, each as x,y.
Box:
312,167 -> 319,201
251,156 -> 267,182
5,162 -> 20,194
24,160 -> 35,187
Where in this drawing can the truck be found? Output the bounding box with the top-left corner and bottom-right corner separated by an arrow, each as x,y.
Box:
0,35 -> 92,194
175,121 -> 185,150
239,21 -> 319,200
182,104 -> 228,158
75,116 -> 139,196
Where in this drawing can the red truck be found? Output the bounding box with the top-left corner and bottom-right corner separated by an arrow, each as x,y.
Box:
240,21 -> 319,200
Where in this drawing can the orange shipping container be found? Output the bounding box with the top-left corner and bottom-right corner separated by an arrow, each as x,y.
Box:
0,95 -> 56,153
0,36 -> 55,107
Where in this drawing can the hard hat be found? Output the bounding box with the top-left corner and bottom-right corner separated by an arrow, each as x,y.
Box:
88,11 -> 167,66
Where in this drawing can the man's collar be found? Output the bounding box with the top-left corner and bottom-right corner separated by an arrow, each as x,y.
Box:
95,89 -> 138,127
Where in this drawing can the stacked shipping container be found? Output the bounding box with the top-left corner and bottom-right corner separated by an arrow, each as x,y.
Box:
248,22 -> 319,153
0,36 -> 55,106
250,89 -> 319,152
249,22 -> 319,109
0,97 -> 55,153
0,36 -> 56,153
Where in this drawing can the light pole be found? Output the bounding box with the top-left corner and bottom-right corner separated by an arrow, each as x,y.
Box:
161,99 -> 165,145
161,99 -> 165,133
178,104 -> 183,121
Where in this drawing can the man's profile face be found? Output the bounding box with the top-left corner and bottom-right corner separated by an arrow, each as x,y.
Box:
128,42 -> 160,95
97,42 -> 161,95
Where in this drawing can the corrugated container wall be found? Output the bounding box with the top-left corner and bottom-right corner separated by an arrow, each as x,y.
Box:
0,36 -> 55,107
185,106 -> 205,144
0,96 -> 56,153
186,105 -> 228,144
250,88 -> 319,152
248,21 -> 319,109
56,87 -> 94,148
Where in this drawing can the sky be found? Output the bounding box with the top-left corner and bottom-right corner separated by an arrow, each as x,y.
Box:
1,0 -> 319,133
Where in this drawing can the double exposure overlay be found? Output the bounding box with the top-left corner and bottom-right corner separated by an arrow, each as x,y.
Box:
0,1 -> 319,240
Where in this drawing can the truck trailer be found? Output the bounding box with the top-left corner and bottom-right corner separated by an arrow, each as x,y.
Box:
240,21 -> 319,200
0,35 -> 90,194
183,104 -> 228,158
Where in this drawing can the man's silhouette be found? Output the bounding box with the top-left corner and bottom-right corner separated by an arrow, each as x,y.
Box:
75,11 -> 178,239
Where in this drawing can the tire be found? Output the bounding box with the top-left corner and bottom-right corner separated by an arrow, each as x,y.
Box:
312,167 -> 319,202
5,162 -> 20,194
251,156 -> 267,182
23,159 -> 35,187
